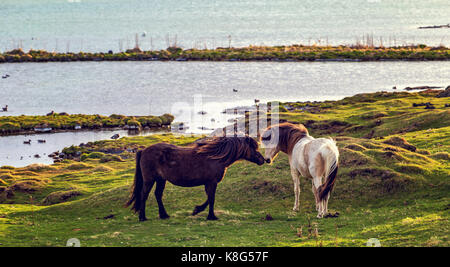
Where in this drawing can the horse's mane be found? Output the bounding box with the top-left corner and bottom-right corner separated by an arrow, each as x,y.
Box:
263,122 -> 309,154
195,136 -> 257,165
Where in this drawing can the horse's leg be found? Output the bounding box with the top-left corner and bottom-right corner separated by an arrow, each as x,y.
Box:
290,168 -> 301,211
312,176 -> 324,218
192,193 -> 209,216
154,178 -> 170,219
323,193 -> 330,216
205,182 -> 218,220
139,178 -> 155,221
312,182 -> 319,211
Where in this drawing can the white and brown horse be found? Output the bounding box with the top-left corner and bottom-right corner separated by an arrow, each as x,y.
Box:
261,123 -> 339,218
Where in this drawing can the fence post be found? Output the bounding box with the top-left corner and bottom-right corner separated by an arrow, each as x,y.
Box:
245,111 -> 250,135
256,104 -> 260,139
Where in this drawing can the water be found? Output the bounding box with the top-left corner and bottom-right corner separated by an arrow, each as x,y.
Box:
1,61 -> 449,117
0,0 -> 449,53
0,129 -> 167,167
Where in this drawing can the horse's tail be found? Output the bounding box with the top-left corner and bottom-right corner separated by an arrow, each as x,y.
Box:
125,150 -> 143,212
318,140 -> 339,200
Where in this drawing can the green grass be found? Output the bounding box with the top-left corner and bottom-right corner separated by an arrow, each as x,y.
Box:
0,92 -> 449,247
1,44 -> 449,63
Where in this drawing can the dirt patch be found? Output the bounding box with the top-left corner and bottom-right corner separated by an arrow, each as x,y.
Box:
382,137 -> 417,152
42,190 -> 82,205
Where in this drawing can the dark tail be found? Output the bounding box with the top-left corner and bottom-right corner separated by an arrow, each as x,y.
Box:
125,150 -> 143,212
318,162 -> 338,200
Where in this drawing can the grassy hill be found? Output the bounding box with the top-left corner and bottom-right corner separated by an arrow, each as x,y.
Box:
0,90 -> 448,247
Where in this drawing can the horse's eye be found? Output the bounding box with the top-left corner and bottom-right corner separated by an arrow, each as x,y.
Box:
261,135 -> 271,141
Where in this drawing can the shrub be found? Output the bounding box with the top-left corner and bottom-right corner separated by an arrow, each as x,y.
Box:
148,116 -> 162,127
159,113 -> 174,125
127,119 -> 141,127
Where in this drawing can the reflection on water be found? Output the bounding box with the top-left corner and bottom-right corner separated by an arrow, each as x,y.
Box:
0,129 -> 167,167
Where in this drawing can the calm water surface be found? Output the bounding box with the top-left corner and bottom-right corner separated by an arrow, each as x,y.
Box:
1,61 -> 449,117
0,129 -> 167,167
0,0 -> 449,52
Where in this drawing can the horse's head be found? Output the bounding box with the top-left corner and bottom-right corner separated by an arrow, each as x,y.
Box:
196,136 -> 265,166
260,123 -> 308,164
260,126 -> 281,164
241,136 -> 265,166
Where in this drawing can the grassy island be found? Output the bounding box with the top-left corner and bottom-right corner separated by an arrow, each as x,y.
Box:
0,113 -> 174,136
1,44 -> 449,64
0,90 -> 449,246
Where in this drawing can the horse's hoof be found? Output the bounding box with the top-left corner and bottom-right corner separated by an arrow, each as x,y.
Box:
139,217 -> 148,222
192,207 -> 202,216
324,212 -> 340,218
159,214 -> 170,220
207,215 -> 219,221
292,207 -> 299,212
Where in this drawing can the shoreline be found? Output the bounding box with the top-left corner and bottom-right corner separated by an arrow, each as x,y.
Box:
1,45 -> 449,64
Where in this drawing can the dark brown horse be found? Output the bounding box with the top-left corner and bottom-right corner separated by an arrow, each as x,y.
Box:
125,136 -> 265,221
